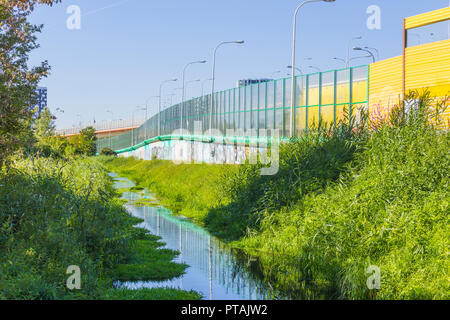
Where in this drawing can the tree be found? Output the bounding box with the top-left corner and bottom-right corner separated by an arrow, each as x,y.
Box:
65,127 -> 97,157
0,1 -> 60,10
33,107 -> 56,141
0,0 -> 61,166
79,126 -> 97,156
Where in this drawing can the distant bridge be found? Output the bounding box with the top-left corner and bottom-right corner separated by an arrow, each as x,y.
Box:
56,118 -> 146,139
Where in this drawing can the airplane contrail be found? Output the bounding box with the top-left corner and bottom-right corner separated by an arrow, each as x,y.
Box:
82,0 -> 135,17
44,0 -> 136,29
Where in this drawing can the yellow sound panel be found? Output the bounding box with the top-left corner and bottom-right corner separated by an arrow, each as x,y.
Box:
368,56 -> 403,116
405,7 -> 450,30
405,39 -> 450,96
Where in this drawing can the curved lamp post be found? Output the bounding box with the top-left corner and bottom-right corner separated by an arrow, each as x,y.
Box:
272,70 -> 282,78
209,40 -> 245,132
132,106 -> 145,146
181,60 -> 206,130
201,78 -> 213,97
165,93 -> 176,107
333,55 -> 372,67
353,47 -> 376,63
332,57 -> 346,65
183,79 -> 201,130
346,36 -> 362,68
364,46 -> 379,60
287,65 -> 303,75
76,114 -> 83,130
185,79 -> 201,97
159,79 -> 178,135
145,95 -> 159,139
106,109 -> 113,148
308,65 -> 321,72
290,0 -> 335,137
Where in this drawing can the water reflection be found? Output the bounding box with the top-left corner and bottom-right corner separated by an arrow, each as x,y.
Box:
111,173 -> 273,300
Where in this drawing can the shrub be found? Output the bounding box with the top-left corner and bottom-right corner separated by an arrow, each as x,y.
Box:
102,90 -> 449,299
100,147 -> 116,156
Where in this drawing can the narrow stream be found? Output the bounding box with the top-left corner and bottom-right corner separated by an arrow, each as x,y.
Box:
111,173 -> 275,300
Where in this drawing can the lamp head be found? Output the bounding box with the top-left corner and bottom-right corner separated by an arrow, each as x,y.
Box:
353,47 -> 362,51
323,0 -> 336,2
235,40 -> 245,44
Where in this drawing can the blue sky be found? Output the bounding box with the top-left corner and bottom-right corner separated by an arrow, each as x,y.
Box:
28,0 -> 449,129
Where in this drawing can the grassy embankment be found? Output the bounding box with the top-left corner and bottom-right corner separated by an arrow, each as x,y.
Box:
0,157 -> 201,300
101,93 -> 449,300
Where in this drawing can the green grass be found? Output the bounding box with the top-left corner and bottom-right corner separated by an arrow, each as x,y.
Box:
104,288 -> 203,300
133,199 -> 160,207
99,157 -> 232,226
114,239 -> 187,282
100,94 -> 449,299
0,157 -> 200,300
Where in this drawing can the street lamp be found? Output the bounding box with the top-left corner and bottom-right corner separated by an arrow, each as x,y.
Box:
364,46 -> 379,60
181,60 -> 206,130
185,79 -> 201,98
145,95 -> 159,139
145,96 -> 160,120
346,36 -> 362,68
106,109 -> 113,148
183,79 -> 201,130
165,93 -> 176,107
272,70 -> 282,78
290,0 -> 335,137
308,66 -> 321,72
132,106 -> 145,146
172,87 -> 184,104
76,114 -> 83,129
332,57 -> 346,65
201,78 -> 213,97
353,47 -> 376,63
159,79 -> 178,135
209,40 -> 245,132
287,65 -> 303,75
334,55 -> 372,67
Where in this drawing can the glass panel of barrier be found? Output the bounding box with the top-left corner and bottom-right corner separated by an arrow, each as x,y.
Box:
320,105 -> 334,127
406,19 -> 450,48
295,107 -> 306,136
336,69 -> 350,105
97,65 -> 369,152
308,73 -> 320,107
321,71 -> 335,106
352,66 -> 368,103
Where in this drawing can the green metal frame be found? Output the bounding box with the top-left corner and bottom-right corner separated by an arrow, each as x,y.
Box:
96,65 -> 370,153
